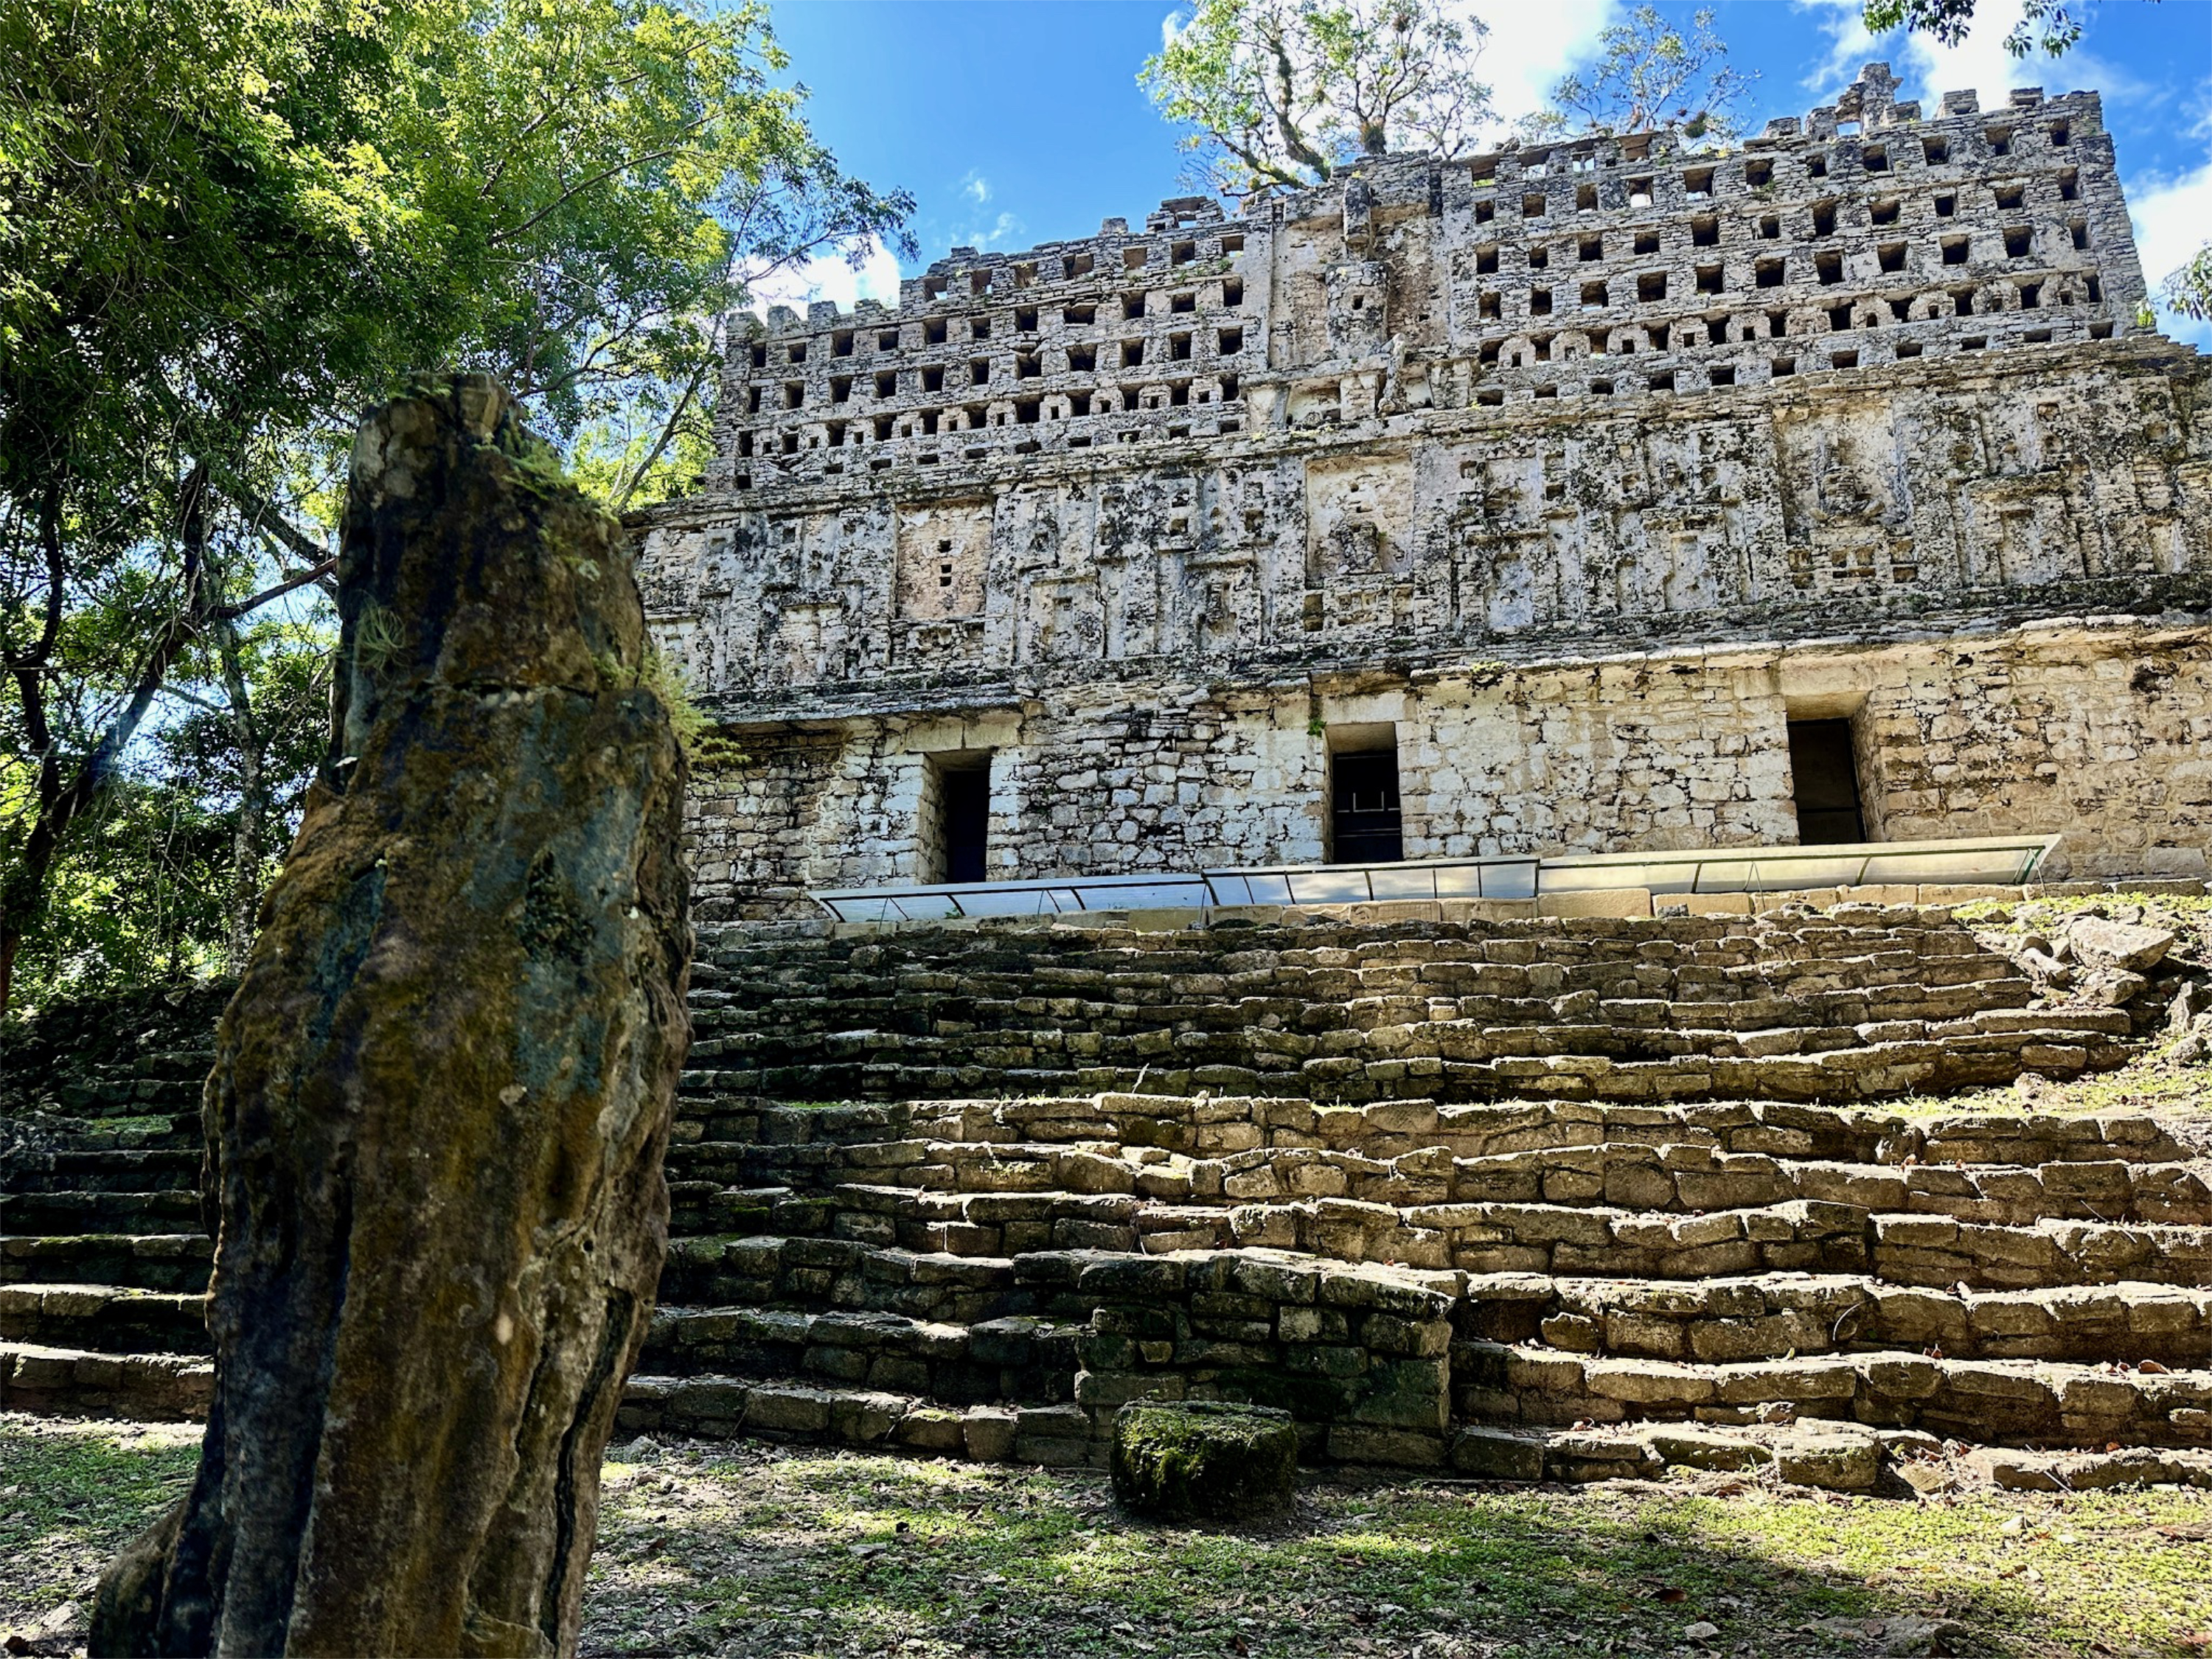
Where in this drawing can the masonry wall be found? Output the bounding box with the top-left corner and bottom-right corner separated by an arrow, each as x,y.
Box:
641,61 -> 2212,918
683,619 -> 2212,917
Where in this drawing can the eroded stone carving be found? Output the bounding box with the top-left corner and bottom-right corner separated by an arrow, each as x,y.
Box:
93,377 -> 690,1657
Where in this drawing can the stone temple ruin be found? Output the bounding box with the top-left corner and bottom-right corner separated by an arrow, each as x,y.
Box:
7,66 -> 2212,1499
639,62 -> 2208,917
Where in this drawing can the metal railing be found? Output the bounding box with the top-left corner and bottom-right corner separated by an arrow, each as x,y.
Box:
808,832 -> 2063,923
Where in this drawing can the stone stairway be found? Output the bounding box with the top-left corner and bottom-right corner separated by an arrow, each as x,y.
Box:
687,907 -> 2131,1105
4,900 -> 2207,1492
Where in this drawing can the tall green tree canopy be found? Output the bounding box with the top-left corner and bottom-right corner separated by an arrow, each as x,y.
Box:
1141,0 -> 1494,198
0,0 -> 911,1009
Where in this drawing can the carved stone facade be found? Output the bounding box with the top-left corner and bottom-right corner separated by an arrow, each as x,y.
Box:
638,66 -> 2212,919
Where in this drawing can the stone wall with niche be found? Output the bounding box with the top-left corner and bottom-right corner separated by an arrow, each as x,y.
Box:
677,618 -> 2212,919
637,61 -> 2212,917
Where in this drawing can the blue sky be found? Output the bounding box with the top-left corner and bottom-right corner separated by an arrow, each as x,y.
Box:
754,0 -> 2212,347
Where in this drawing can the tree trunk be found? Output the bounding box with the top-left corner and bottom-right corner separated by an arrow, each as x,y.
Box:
91,375 -> 692,1657
0,467 -> 209,1014
211,614 -> 268,974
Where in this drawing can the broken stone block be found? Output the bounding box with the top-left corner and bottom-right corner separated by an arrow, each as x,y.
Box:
1111,1399 -> 1298,1519
2065,917 -> 2175,974
1774,1425 -> 1882,1491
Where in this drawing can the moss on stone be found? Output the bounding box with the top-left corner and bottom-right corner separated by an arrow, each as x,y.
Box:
1110,1400 -> 1298,1521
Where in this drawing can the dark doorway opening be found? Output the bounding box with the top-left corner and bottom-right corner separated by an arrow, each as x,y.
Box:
1787,718 -> 1866,844
936,757 -> 992,882
1330,749 -> 1404,863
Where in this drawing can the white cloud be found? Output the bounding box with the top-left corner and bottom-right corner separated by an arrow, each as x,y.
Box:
951,210 -> 1023,251
743,237 -> 903,319
1458,0 -> 1622,132
2130,158 -> 2212,349
961,170 -> 992,206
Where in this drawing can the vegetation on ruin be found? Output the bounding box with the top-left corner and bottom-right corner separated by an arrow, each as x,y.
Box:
1141,0 -> 1496,196
0,0 -> 908,1012
1145,0 -> 1757,198
11,1418 -> 2212,1656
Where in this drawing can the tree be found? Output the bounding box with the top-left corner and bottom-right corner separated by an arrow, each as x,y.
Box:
2165,248 -> 2212,322
1525,6 -> 1756,145
1861,0 -> 2091,58
1141,0 -> 1493,198
0,0 -> 912,1012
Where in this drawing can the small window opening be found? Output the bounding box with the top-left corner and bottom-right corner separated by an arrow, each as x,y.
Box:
1328,737 -> 1403,864
1635,231 -> 1660,255
1787,719 -> 1866,844
1171,291 -> 1197,314
924,318 -> 947,345
929,754 -> 992,884
1871,199 -> 1901,226
1924,136 -> 1950,164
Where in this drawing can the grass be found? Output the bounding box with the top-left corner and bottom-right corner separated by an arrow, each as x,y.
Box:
10,1417 -> 2212,1657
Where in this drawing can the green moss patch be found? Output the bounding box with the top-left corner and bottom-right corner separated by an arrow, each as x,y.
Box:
1110,1400 -> 1298,1521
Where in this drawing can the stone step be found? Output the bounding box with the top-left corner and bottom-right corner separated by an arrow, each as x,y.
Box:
1463,1270 -> 2212,1367
658,1235 -> 1034,1325
614,1375 -> 1099,1466
774,1131 -> 2212,1226
1450,1419 -> 2212,1492
0,1281 -> 207,1355
689,1017 -> 2132,1106
641,1304 -> 1083,1404
686,977 -> 2052,1044
0,1340 -> 210,1419
806,1148 -> 2211,1239
676,1093 -> 2191,1169
0,1232 -> 213,1294
0,1189 -> 204,1237
0,1147 -> 200,1194
1452,1341 -> 2212,1450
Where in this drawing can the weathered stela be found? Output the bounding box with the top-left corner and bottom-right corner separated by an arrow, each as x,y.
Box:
92,377 -> 691,1657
